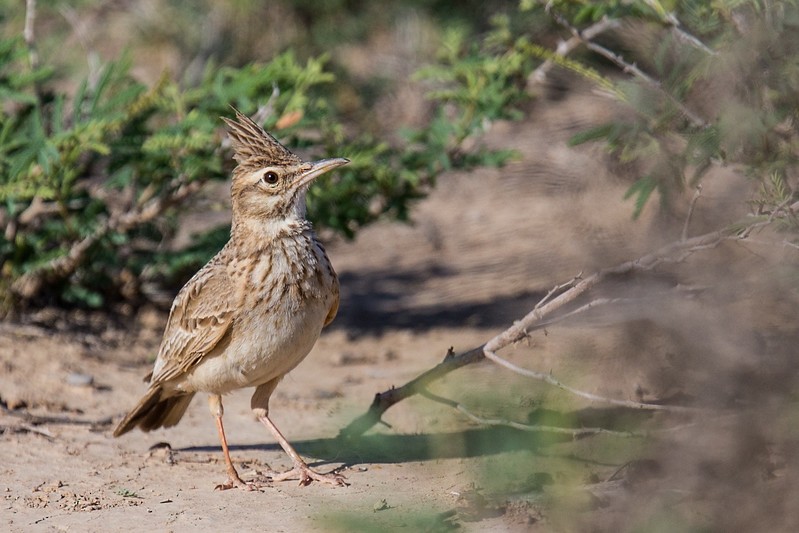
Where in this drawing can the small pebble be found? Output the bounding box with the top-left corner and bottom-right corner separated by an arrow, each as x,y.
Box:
66,373 -> 94,387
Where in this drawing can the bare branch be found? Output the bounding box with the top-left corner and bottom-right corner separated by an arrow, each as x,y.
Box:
1,404 -> 113,428
338,345 -> 487,438
482,348 -> 699,413
682,184 -> 703,241
549,11 -> 707,129
340,225 -> 751,438
419,389 -> 642,438
482,229 -> 731,355
527,16 -> 620,88
59,5 -> 101,90
23,0 -> 38,70
10,175 -> 202,301
640,0 -> 717,56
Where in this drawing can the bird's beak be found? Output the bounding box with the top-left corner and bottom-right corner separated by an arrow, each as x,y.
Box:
293,157 -> 350,189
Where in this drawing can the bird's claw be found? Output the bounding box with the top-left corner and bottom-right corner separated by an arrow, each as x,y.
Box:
268,465 -> 348,487
214,475 -> 260,491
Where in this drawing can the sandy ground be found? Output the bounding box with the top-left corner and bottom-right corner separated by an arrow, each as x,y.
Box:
3,86 -> 799,532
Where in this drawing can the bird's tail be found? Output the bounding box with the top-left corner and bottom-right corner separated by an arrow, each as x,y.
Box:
113,386 -> 196,437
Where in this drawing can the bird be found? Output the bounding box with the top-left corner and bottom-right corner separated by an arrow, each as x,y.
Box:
113,109 -> 349,490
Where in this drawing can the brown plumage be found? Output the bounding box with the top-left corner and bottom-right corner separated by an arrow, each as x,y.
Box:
114,109 -> 349,489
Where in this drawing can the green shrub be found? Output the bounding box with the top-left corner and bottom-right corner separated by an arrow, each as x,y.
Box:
0,25 -> 516,311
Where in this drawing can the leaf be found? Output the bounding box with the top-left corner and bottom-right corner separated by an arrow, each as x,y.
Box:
623,175 -> 658,219
568,124 -> 618,146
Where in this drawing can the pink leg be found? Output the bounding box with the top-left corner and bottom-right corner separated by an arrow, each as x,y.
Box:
258,414 -> 347,487
209,395 -> 256,491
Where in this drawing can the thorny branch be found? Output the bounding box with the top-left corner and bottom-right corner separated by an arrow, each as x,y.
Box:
549,10 -> 708,129
340,207 -> 797,439
527,16 -> 620,88
640,0 -> 717,56
11,175 -> 202,301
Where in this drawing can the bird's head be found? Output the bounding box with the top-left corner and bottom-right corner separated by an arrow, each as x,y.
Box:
222,110 -> 348,226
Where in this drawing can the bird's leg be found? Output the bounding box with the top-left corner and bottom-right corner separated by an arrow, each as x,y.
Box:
251,381 -> 347,487
209,394 -> 255,491
257,414 -> 347,487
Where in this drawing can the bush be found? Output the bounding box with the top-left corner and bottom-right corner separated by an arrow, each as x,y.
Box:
0,21 -> 516,311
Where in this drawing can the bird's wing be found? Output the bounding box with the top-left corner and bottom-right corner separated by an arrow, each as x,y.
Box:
323,289 -> 339,328
149,262 -> 237,384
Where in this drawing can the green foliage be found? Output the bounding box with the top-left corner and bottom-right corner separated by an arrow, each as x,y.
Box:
525,0 -> 799,220
0,12 -> 518,309
6,0 -> 798,310
2,42 -> 350,308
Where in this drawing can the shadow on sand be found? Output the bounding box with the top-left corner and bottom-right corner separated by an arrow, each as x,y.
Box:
179,406 -> 654,467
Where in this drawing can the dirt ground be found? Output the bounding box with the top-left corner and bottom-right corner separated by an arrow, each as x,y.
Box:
3,86 -> 799,532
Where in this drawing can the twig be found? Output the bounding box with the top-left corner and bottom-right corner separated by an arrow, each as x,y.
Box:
340,226 -> 746,438
426,389 -> 712,442
338,345 -> 487,438
23,0 -> 38,71
482,229 -> 730,355
682,184 -> 702,241
640,0 -> 717,56
483,348 -> 698,412
533,273 -> 582,311
419,389 -> 641,438
1,405 -> 114,427
527,16 -> 620,88
11,175 -> 202,301
550,11 -> 707,129
59,5 -> 101,91
1,423 -> 56,441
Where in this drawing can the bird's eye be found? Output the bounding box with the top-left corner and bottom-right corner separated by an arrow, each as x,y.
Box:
262,171 -> 279,185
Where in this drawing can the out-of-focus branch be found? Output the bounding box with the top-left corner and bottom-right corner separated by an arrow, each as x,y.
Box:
340,210 -> 799,438
682,185 -> 703,241
23,0 -> 38,70
549,11 -> 708,129
640,0 -> 717,56
419,389 -> 641,438
527,16 -> 620,89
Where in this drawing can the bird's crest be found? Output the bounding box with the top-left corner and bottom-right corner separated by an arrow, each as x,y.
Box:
222,109 -> 302,170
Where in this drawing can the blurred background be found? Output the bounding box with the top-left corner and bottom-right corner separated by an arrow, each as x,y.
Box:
2,1 -> 799,531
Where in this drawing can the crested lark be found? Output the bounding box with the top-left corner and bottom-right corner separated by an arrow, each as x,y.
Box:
114,110 -> 349,489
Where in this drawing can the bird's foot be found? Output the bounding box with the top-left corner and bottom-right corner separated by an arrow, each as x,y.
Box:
268,464 -> 348,487
214,473 -> 260,491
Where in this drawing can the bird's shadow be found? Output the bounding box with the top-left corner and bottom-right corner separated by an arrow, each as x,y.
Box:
178,406 -> 652,467
181,426 -> 549,466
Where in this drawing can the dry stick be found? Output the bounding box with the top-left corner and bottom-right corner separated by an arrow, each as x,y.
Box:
418,389 -> 640,439
11,177 -> 201,300
423,389 -> 708,440
339,345 -> 487,438
639,0 -> 717,56
1,404 -> 114,427
340,227 -> 739,438
483,348 -> 698,413
1,423 -> 56,441
681,184 -> 703,242
481,229 -> 730,355
23,0 -> 38,70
